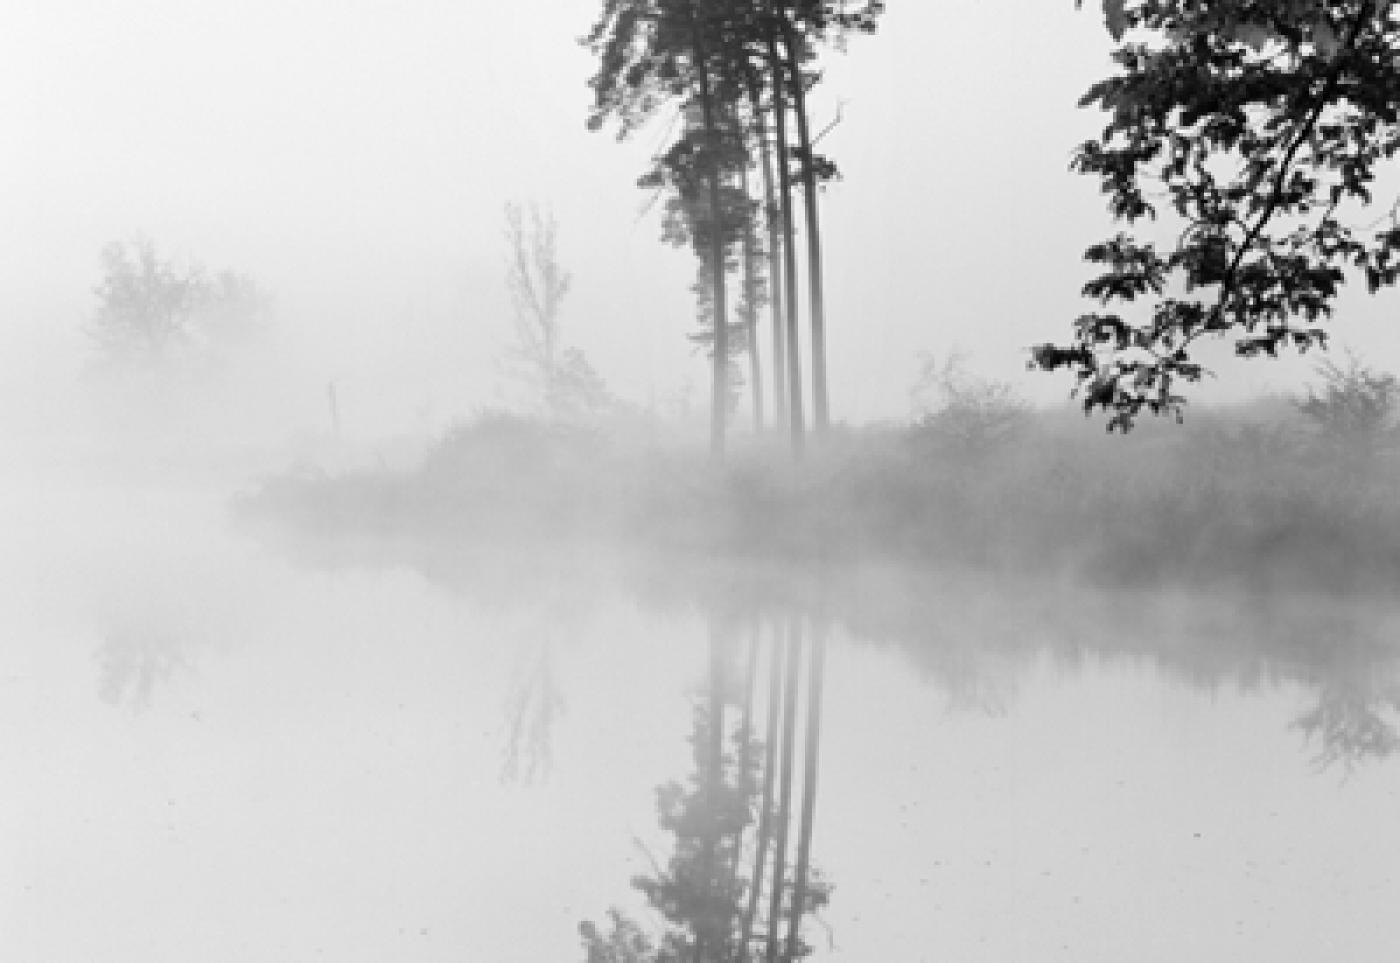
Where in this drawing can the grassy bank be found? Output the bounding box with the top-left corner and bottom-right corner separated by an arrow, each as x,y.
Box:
234,399 -> 1400,596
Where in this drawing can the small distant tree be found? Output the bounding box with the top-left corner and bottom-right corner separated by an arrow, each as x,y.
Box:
503,202 -> 611,420
87,238 -> 268,370
197,268 -> 270,351
578,910 -> 657,963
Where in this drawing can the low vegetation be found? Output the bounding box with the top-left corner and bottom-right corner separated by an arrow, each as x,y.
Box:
236,360 -> 1400,599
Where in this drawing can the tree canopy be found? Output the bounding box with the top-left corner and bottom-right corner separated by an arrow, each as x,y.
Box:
583,0 -> 881,457
87,238 -> 268,371
1037,0 -> 1400,430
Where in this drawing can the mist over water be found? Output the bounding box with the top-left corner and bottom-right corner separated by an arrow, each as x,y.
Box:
7,402 -> 1400,961
10,2 -> 1400,960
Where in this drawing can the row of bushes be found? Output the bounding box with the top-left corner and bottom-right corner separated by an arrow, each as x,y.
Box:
236,366 -> 1400,598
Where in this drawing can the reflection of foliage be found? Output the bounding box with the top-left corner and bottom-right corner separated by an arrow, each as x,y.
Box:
1292,679 -> 1400,776
249,477 -> 1400,786
631,699 -> 757,960
96,622 -> 188,710
941,665 -> 1013,718
1251,606 -> 1400,776
581,620 -> 828,963
500,637 -> 565,785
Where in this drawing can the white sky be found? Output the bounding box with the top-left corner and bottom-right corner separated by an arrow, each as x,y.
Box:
6,0 -> 1400,440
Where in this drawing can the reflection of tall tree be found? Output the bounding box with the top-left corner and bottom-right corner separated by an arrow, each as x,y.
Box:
784,619 -> 825,961
582,612 -> 830,962
721,624 -> 761,948
695,618 -> 729,962
739,624 -> 779,953
627,619 -> 750,961
763,618 -> 799,962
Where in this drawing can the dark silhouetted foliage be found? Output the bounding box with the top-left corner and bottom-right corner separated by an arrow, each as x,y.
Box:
1041,1 -> 1400,430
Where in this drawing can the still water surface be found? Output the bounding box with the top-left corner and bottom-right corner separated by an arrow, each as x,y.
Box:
5,477 -> 1400,961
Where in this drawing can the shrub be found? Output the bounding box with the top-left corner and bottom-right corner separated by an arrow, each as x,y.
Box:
1295,355 -> 1400,447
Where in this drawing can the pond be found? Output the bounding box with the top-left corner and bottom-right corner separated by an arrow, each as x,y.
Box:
5,475 -> 1400,962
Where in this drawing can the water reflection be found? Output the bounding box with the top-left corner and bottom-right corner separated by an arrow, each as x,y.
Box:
499,574 -> 596,784
1293,679 -> 1400,774
1280,613 -> 1400,775
581,614 -> 831,963
501,631 -> 565,784
243,515 -> 1400,783
244,519 -> 1400,779
18,479 -> 1400,962
95,618 -> 190,710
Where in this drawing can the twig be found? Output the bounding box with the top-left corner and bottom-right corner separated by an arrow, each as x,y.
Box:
811,100 -> 846,146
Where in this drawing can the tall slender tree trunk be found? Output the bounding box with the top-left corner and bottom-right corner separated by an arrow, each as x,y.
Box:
748,80 -> 787,433
740,618 -> 781,957
692,2 -> 728,462
766,8 -> 803,457
783,618 -> 827,960
764,618 -> 802,963
780,19 -> 829,434
740,165 -> 765,432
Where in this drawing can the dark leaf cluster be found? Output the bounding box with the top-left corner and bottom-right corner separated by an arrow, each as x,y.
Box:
1045,0 -> 1400,429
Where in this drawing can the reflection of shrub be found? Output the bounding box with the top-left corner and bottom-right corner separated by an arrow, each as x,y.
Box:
1293,680 -> 1400,775
1295,355 -> 1400,446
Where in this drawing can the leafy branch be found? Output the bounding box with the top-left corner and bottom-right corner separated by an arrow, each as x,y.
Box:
1041,0 -> 1400,431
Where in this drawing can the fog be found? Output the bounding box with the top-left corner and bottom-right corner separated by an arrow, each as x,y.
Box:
10,428 -> 1400,960
9,2 -> 1400,961
13,0 -> 1400,462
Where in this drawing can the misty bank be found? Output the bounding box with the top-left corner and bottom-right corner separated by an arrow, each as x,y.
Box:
233,403 -> 1400,599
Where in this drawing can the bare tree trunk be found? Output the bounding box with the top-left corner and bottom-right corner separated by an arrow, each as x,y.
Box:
504,202 -> 571,417
740,619 -> 781,957
764,617 -> 802,963
780,21 -> 829,434
766,7 -> 803,458
740,164 -> 765,432
748,79 -> 787,433
784,618 -> 827,961
692,1 -> 728,462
